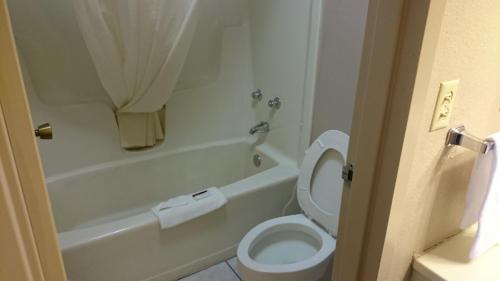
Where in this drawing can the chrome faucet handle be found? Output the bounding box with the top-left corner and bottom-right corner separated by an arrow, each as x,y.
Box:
268,97 -> 281,109
251,89 -> 263,101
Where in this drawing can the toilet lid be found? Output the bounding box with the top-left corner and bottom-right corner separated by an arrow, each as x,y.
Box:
297,130 -> 349,236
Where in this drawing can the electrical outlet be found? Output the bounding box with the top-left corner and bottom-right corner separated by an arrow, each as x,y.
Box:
430,80 -> 459,131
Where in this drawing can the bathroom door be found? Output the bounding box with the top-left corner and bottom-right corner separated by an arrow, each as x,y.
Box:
0,0 -> 67,280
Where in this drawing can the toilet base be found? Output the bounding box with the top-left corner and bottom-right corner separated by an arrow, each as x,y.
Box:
318,263 -> 333,281
237,257 -> 333,281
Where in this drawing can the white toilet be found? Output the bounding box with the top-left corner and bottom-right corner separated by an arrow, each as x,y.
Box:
237,130 -> 349,281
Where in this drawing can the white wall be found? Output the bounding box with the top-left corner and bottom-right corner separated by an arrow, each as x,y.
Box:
311,0 -> 369,139
8,0 -> 320,177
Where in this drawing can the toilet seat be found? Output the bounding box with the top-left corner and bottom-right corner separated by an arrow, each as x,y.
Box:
297,130 -> 348,235
237,214 -> 336,274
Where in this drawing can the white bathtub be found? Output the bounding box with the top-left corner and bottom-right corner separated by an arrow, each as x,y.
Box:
47,139 -> 299,281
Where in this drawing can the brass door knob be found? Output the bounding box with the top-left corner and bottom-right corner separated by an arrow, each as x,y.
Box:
34,123 -> 53,140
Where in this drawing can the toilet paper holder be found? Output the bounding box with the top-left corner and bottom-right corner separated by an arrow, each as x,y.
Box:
445,125 -> 494,154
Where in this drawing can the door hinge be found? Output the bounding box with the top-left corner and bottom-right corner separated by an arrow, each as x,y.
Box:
342,163 -> 354,185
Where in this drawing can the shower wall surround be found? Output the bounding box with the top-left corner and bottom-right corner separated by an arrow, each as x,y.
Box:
8,0 -> 319,178
249,0 -> 319,162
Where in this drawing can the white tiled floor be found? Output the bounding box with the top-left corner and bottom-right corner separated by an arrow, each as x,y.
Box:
178,257 -> 241,281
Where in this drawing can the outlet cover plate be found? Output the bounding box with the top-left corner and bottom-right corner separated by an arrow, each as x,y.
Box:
430,79 -> 459,131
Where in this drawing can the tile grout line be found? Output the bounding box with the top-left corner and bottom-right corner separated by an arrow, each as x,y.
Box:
225,261 -> 242,281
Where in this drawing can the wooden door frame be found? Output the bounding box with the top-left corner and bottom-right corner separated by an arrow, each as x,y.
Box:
333,0 -> 446,280
0,102 -> 45,281
0,0 -> 67,280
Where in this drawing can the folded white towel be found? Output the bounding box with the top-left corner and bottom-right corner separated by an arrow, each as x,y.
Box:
152,187 -> 227,229
460,132 -> 500,259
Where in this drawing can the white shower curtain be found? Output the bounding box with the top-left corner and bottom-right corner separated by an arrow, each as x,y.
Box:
73,0 -> 199,149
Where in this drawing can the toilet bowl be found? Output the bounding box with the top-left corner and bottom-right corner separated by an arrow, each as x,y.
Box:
237,130 -> 349,281
237,214 -> 335,281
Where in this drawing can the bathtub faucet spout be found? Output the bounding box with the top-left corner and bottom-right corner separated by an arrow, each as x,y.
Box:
249,121 -> 270,135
